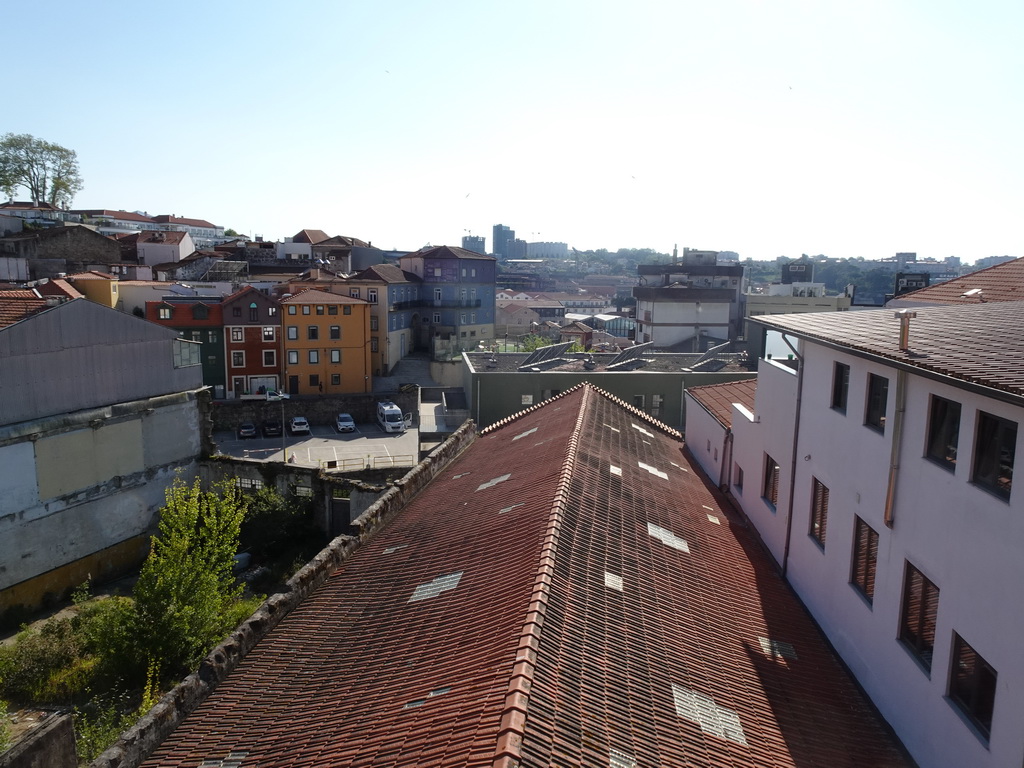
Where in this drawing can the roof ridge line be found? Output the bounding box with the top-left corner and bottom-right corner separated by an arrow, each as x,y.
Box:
587,382 -> 683,440
490,385 -> 594,767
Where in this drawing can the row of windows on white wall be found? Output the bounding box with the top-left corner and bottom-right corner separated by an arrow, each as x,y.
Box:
831,362 -> 1015,500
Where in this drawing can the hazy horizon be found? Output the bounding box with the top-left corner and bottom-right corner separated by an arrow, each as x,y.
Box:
8,1 -> 1022,264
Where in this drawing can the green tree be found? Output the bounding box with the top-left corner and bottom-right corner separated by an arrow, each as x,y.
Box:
520,334 -> 548,352
0,133 -> 84,207
127,477 -> 247,678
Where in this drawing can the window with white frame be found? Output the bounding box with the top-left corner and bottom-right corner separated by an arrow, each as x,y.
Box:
262,327 -> 276,341
263,350 -> 276,367
231,328 -> 243,342
231,351 -> 245,367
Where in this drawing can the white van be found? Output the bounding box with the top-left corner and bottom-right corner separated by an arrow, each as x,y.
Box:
377,401 -> 408,433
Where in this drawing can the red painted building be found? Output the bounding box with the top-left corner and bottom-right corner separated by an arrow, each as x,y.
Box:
221,287 -> 282,398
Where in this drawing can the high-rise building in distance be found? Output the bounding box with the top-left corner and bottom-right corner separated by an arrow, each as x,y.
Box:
492,224 -> 514,258
462,235 -> 486,255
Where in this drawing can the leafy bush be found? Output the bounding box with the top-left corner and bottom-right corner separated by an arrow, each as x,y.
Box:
72,691 -> 138,763
0,618 -> 87,703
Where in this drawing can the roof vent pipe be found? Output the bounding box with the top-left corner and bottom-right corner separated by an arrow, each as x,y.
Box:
895,309 -> 917,351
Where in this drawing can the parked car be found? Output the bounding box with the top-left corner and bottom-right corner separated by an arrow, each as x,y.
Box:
237,421 -> 258,439
336,413 -> 356,433
289,416 -> 310,434
262,420 -> 283,437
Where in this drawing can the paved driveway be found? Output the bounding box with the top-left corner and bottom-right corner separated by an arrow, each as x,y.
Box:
216,421 -> 419,470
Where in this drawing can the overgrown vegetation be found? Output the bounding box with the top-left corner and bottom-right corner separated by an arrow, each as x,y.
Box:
0,476 -> 319,761
0,698 -> 10,754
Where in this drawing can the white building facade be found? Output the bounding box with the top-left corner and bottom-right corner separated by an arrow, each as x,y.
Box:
686,302 -> 1024,768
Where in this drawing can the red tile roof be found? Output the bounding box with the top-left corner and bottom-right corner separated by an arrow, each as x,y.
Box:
0,295 -> 50,328
36,279 -> 84,300
754,301 -> 1024,397
142,385 -> 909,768
280,288 -> 367,304
687,378 -> 758,429
70,209 -> 156,223
893,257 -> 1024,305
350,263 -> 420,283
405,245 -> 497,261
151,214 -> 218,229
291,229 -> 330,244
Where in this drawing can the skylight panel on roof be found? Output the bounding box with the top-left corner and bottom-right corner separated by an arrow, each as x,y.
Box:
758,637 -> 798,660
707,514 -> 720,525
637,462 -> 668,479
604,572 -> 624,591
671,684 -> 747,745
408,571 -> 463,602
453,472 -> 470,479
632,424 -> 655,438
476,473 -> 511,491
513,427 -> 538,441
499,504 -> 524,515
604,424 -> 620,432
609,749 -> 637,768
610,465 -> 623,476
648,522 -> 690,553
383,544 -> 408,554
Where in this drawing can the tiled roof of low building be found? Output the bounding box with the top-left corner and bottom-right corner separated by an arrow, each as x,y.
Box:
70,209 -> 155,223
152,214 -> 218,229
753,301 -> 1024,397
0,294 -> 51,328
892,257 -> 1024,305
280,288 -> 367,304
405,245 -> 497,261
291,228 -> 330,244
138,230 -> 188,244
686,378 -> 758,429
141,384 -> 909,768
350,263 -> 420,283
36,279 -> 84,300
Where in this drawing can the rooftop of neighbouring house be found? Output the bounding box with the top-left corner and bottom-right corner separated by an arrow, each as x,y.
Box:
891,257 -> 1024,306
465,349 -> 751,374
0,293 -> 52,329
140,384 -> 910,768
686,378 -> 758,429
753,301 -> 1024,397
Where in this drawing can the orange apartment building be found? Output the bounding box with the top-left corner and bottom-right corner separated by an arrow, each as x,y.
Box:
280,289 -> 372,395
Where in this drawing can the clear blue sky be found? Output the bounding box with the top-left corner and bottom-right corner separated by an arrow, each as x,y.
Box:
9,1 -> 1022,262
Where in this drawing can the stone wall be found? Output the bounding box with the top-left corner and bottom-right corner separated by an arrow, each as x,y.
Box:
91,420 -> 478,768
0,713 -> 77,768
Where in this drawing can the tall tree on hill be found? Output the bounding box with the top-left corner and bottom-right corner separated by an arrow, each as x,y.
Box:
0,133 -> 84,208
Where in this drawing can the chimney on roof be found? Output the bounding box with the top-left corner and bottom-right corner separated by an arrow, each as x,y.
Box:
894,309 -> 917,351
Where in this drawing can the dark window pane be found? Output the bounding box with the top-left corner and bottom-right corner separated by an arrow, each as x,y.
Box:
831,363 -> 850,412
973,411 -> 1016,499
926,396 -> 961,468
865,374 -> 888,432
950,634 -> 997,738
899,563 -> 939,670
851,517 -> 878,601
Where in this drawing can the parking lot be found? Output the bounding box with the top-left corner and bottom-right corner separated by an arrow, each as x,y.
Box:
215,419 -> 420,471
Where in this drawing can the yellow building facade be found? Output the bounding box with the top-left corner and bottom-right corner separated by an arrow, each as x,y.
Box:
281,289 -> 372,394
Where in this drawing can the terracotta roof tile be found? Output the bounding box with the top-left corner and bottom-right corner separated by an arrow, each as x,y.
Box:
754,301 -> 1024,397
152,214 -> 218,229
291,229 -> 331,244
280,288 -> 367,304
894,257 -> 1024,305
141,385 -> 909,768
687,379 -> 758,428
0,295 -> 50,328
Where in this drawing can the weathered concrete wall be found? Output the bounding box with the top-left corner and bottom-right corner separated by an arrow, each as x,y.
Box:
0,395 -> 204,616
91,421 -> 479,768
0,712 -> 77,768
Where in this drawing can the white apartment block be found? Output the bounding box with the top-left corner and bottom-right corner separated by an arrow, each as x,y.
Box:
685,302 -> 1024,768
